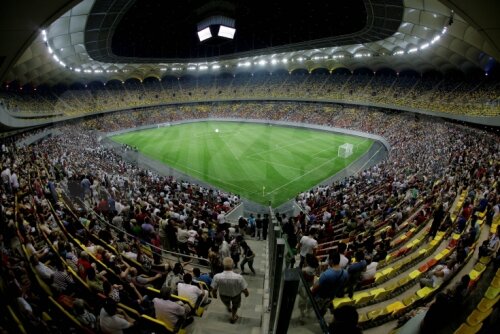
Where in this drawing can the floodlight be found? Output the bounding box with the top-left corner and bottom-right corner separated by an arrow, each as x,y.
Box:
197,27 -> 212,42
218,25 -> 235,39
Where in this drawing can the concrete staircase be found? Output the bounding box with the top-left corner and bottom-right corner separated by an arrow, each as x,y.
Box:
188,239 -> 267,334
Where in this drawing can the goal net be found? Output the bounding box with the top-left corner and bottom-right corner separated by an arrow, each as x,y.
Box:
338,143 -> 354,158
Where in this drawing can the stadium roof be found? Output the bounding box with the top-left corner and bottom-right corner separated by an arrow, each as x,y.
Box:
1,0 -> 500,86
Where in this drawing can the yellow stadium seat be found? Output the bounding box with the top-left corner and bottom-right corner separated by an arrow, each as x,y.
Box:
384,283 -> 399,295
333,297 -> 354,309
409,270 -> 422,280
367,307 -> 389,320
440,248 -> 451,257
485,286 -> 499,300
359,312 -> 370,324
477,295 -> 500,313
479,256 -> 491,265
474,262 -> 486,273
392,262 -> 404,273
454,322 -> 482,334
491,275 -> 500,289
353,292 -> 373,305
466,308 -> 492,327
370,288 -> 389,301
419,248 -> 428,256
397,277 -> 411,289
386,301 -> 406,314
416,286 -> 437,299
469,270 -> 481,281
402,294 -> 421,307
382,267 -> 394,277
374,272 -> 385,284
435,253 -> 445,261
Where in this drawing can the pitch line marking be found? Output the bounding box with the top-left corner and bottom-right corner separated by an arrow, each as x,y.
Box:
246,156 -> 303,172
246,136 -> 318,158
267,155 -> 340,195
160,157 -> 251,193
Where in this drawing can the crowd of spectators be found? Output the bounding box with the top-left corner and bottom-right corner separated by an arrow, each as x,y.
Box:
1,71 -> 499,117
0,100 -> 499,333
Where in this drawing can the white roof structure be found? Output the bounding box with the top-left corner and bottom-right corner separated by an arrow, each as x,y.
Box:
4,0 -> 499,86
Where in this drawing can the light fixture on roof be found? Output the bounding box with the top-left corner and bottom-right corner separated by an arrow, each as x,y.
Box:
197,27 -> 212,42
218,25 -> 235,39
197,14 -> 236,42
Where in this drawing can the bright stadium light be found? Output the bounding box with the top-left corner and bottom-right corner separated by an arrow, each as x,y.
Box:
212,64 -> 221,70
199,65 -> 208,70
258,60 -> 267,66
271,59 -> 278,65
218,25 -> 236,39
197,27 -> 212,42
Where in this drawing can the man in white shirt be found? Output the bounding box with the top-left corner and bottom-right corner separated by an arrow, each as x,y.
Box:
297,229 -> 318,268
212,257 -> 249,324
217,211 -> 226,226
177,273 -> 210,308
361,256 -> 378,282
153,286 -> 192,329
420,260 -> 454,288
30,256 -> 54,281
99,299 -> 135,334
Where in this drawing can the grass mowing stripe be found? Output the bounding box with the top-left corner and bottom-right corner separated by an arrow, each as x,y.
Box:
111,121 -> 374,205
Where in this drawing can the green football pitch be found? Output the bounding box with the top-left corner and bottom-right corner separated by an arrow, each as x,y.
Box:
111,122 -> 373,206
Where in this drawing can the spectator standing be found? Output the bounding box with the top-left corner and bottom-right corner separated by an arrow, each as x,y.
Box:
297,229 -> 318,268
239,241 -> 256,275
255,214 -> 263,240
311,252 -> 348,315
262,213 -> 269,240
211,257 -> 249,324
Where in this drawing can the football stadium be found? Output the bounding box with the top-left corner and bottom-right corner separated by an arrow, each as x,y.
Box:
0,1 -> 499,334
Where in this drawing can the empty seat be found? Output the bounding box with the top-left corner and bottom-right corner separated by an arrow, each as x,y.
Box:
409,270 -> 422,280
454,322 -> 482,334
353,292 -> 373,306
466,308 -> 492,327
477,295 -> 500,312
402,294 -> 421,307
367,307 -> 389,321
370,288 -> 389,301
386,301 -> 406,315
332,297 -> 354,309
484,286 -> 499,300
416,286 -> 436,299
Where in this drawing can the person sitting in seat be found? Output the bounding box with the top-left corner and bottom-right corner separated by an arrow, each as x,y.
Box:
177,273 -> 211,308
153,286 -> 193,330
419,260 -> 456,288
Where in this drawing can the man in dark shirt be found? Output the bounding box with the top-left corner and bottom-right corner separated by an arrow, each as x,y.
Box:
311,252 -> 348,315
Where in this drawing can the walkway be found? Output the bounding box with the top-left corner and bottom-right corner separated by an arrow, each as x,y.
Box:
188,238 -> 267,334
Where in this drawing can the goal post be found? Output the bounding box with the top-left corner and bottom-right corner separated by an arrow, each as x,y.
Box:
338,143 -> 354,158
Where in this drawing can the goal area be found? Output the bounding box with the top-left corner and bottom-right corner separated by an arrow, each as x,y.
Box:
338,143 -> 354,158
